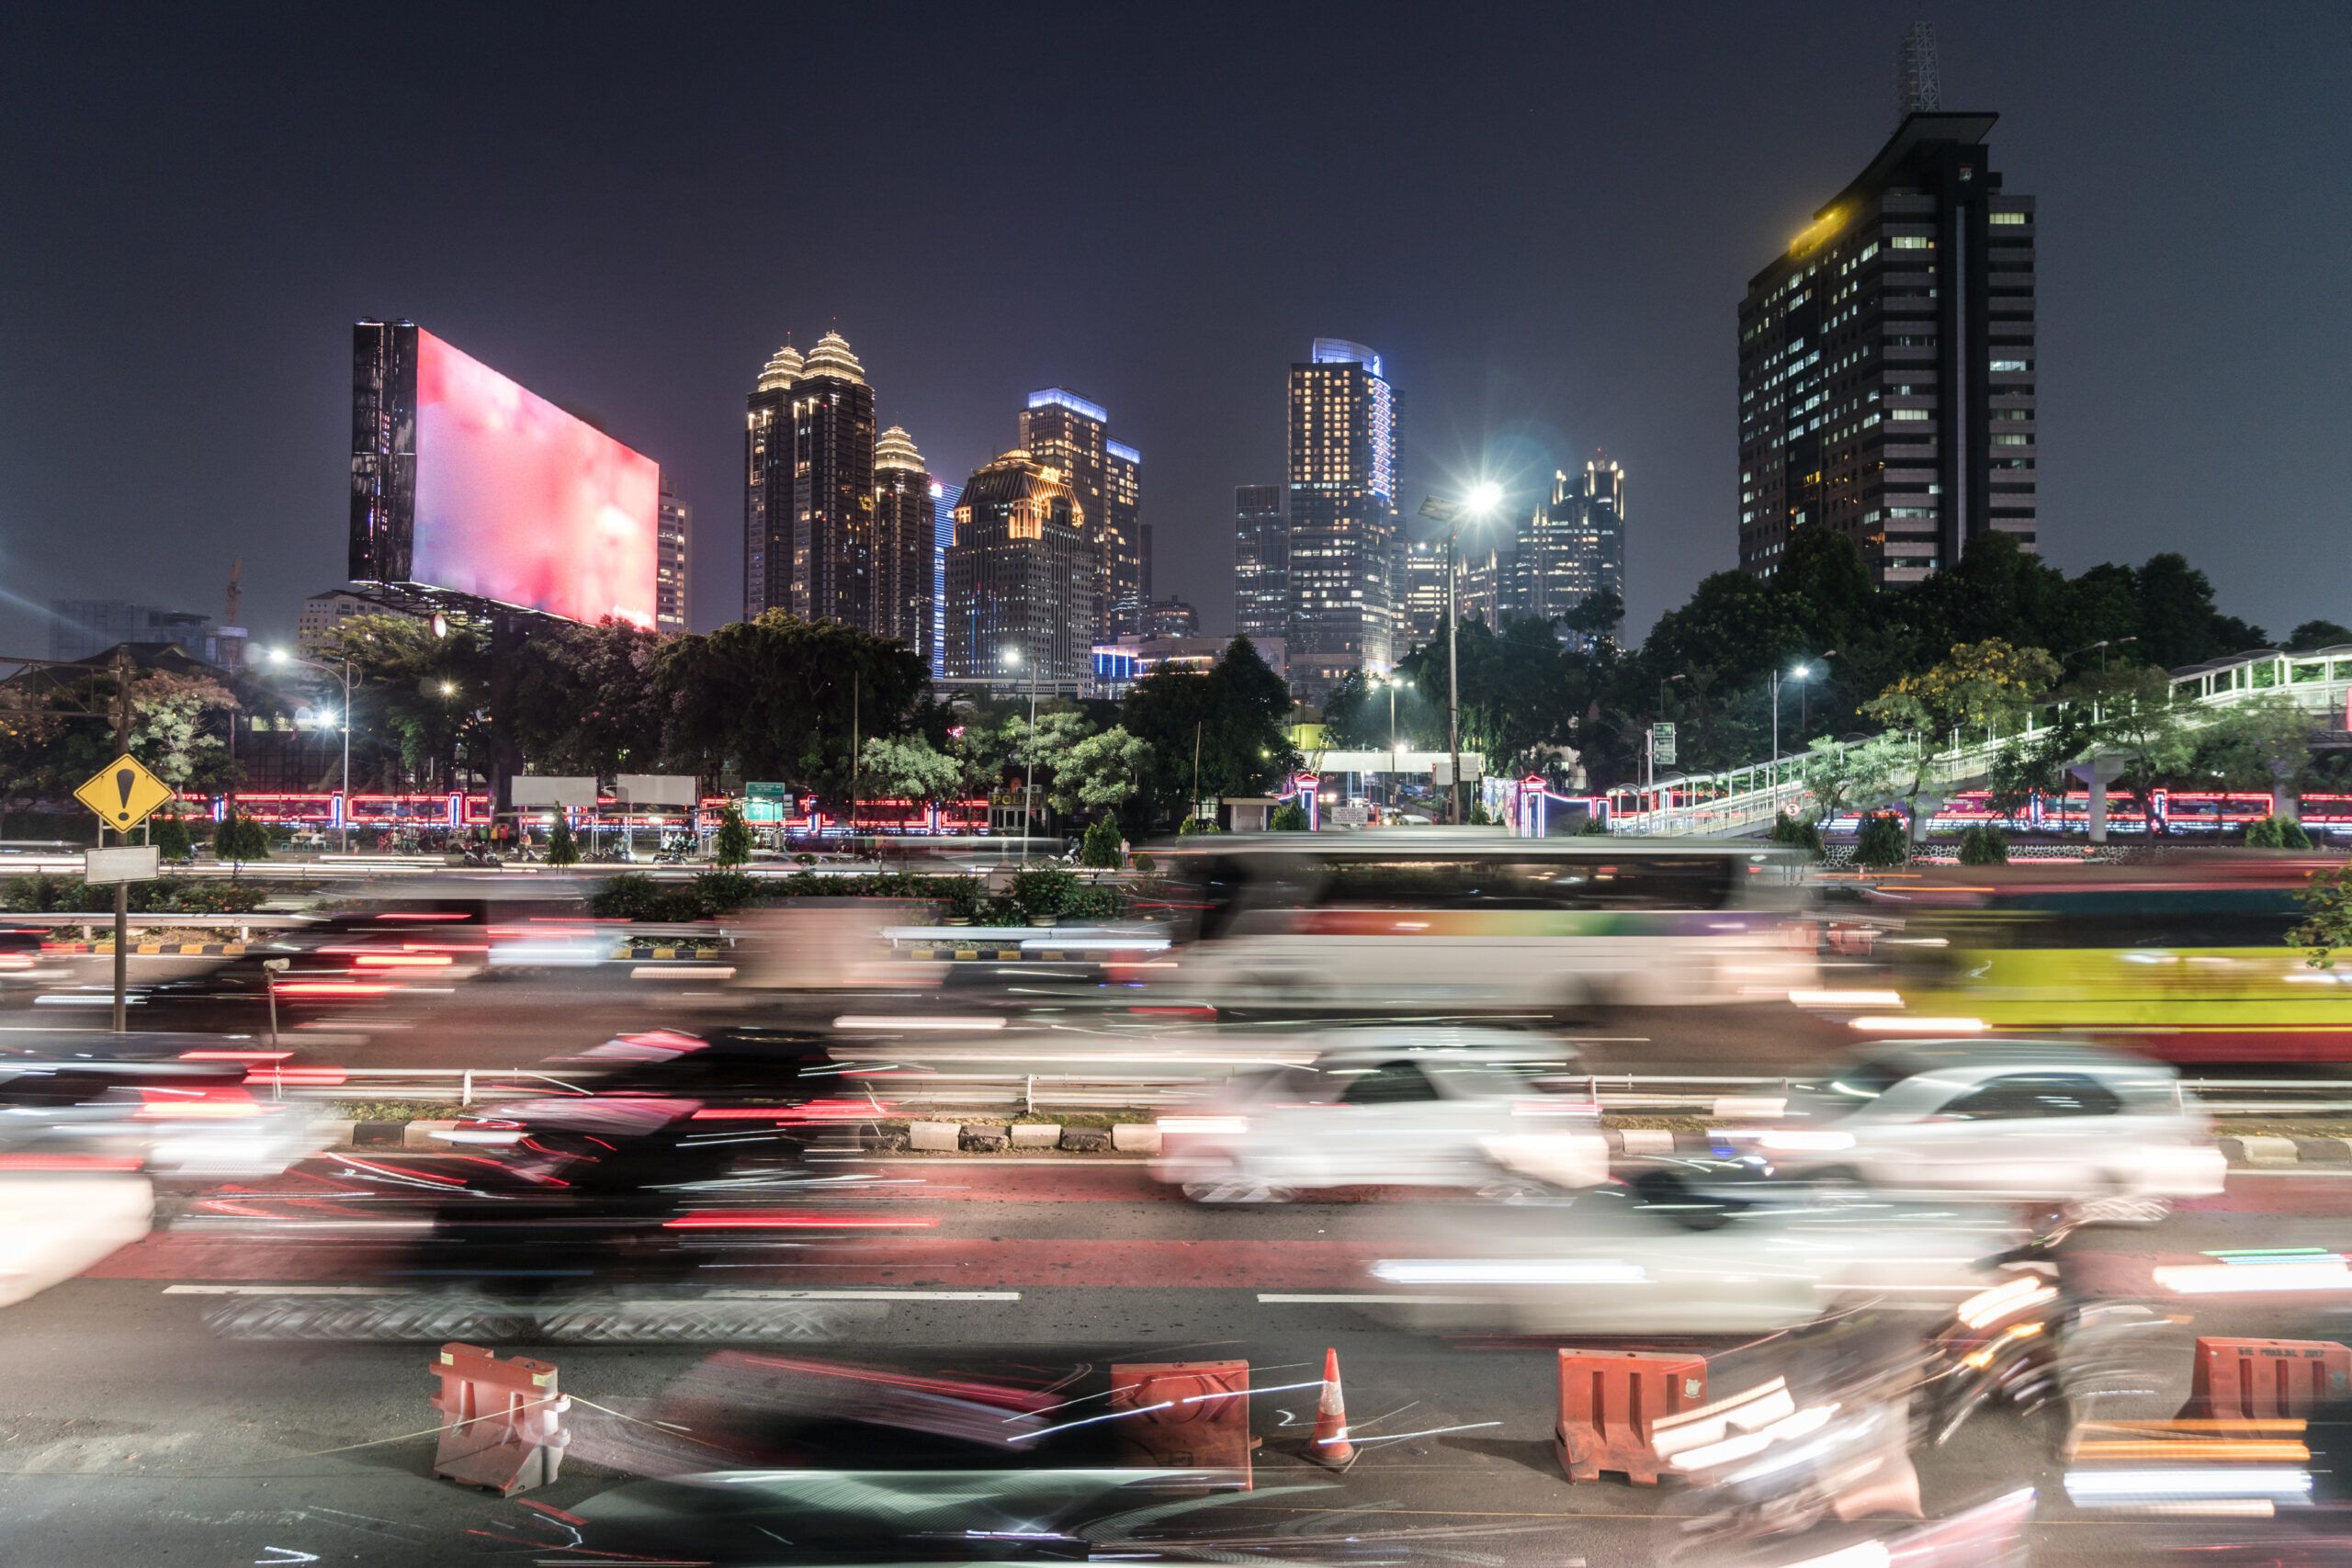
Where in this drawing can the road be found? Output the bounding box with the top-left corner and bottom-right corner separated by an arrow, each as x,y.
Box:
5,1154 -> 2348,1565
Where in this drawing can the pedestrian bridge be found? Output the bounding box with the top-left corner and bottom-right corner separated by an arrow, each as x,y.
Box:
1611,645 -> 2352,838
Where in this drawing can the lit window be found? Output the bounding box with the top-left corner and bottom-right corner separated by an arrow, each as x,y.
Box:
1891,235 -> 1930,250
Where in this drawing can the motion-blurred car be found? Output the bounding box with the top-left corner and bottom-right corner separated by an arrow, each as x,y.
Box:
1734,1040 -> 2224,1214
1152,1028 -> 1604,1202
0,1036 -> 328,1179
1371,1164 -> 2026,1337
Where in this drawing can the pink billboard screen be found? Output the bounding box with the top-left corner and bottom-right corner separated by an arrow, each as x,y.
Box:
410,330 -> 659,626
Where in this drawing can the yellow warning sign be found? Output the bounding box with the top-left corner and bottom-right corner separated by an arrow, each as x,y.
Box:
74,753 -> 175,835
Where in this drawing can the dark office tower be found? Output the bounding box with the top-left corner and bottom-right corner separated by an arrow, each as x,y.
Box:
788,332 -> 879,627
656,478 -> 691,633
1286,338 -> 1398,705
1515,454 -> 1627,623
944,451 -> 1094,687
1020,389 -> 1141,641
872,426 -> 936,667
743,342 -> 801,619
1105,440 -> 1144,632
930,479 -> 960,674
1737,112 -> 2037,586
1233,483 -> 1287,645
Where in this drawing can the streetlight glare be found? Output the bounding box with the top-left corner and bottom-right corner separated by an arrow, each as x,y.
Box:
1792,663 -> 1811,680
439,681 -> 457,696
266,647 -> 289,664
1467,480 -> 1504,516
1002,647 -> 1021,667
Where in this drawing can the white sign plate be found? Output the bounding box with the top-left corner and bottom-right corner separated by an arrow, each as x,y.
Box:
84,846 -> 162,885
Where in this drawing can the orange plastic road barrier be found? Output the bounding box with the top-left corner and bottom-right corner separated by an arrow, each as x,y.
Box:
2177,1337 -> 2352,1422
1107,1359 -> 1252,1488
1555,1348 -> 1708,1484
1305,1346 -> 1354,1471
429,1342 -> 571,1495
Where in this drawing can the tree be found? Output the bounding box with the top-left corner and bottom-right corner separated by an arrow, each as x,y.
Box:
1797,735 -> 1905,822
1854,812 -> 1909,870
1984,727 -> 2076,824
1049,726 -> 1150,821
1957,824 -> 2009,865
315,613 -> 496,790
712,803 -> 752,867
1124,637 -> 1295,827
215,807 -> 268,874
1562,589 -> 1625,649
859,735 -> 962,805
1269,801 -> 1309,831
511,618 -> 668,779
1078,815 -> 1125,869
2191,694 -> 2312,793
2289,865 -> 2352,970
152,812 -> 192,862
2132,553 -> 2266,669
2073,665 -> 2199,828
1864,638 -> 2062,827
2289,620 -> 2352,651
546,813 -> 579,867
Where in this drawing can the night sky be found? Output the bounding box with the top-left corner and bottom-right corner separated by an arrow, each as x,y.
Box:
6,3 -> 2347,659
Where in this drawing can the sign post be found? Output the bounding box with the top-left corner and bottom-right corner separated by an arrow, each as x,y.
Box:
72,664 -> 172,1032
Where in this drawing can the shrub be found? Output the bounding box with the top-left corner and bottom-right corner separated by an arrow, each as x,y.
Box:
152,814 -> 192,862
712,804 -> 752,867
1768,810 -> 1826,858
689,869 -> 759,917
590,872 -> 666,921
2247,815 -> 2313,851
1854,812 -> 1909,870
1268,802 -> 1309,832
1466,802 -> 1493,826
2284,818 -> 2315,851
939,877 -> 987,922
2291,863 -> 2352,970
546,815 -> 580,867
1079,816 -> 1125,869
1008,867 -> 1080,923
215,808 -> 270,871
1956,824 -> 2009,865
1129,852 -> 1154,873
1177,815 -> 1220,835
1577,814 -> 1611,836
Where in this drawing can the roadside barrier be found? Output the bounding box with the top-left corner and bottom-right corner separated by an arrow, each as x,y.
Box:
429,1342 -> 571,1495
1555,1348 -> 1708,1484
1304,1346 -> 1354,1471
2177,1337 -> 2352,1422
1108,1359 -> 1253,1488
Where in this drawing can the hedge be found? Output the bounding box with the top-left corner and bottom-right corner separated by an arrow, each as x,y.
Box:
586,866 -> 1132,925
1,874 -> 272,914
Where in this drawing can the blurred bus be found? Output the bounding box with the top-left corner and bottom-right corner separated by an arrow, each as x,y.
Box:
1146,832 -> 1817,1013
1871,859 -> 2348,1064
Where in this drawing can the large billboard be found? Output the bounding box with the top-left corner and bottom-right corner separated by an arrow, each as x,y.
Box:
350,321 -> 659,627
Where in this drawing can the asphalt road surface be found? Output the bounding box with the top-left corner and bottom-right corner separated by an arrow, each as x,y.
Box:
5,1154 -> 2348,1566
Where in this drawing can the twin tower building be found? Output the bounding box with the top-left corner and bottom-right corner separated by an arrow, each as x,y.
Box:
742,332 -> 1143,692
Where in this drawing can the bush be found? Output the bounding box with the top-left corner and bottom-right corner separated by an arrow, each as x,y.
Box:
215,808 -> 269,870
939,876 -> 987,922
152,814 -> 192,862
713,804 -> 752,867
1268,802 -> 1309,832
1956,824 -> 2009,865
1466,802 -> 1493,826
0,874 -> 267,915
2247,815 -> 2313,851
1577,814 -> 1611,836
589,872 -> 669,921
1854,812 -> 1909,870
690,869 -> 758,916
1008,867 -> 1080,924
1129,852 -> 1154,873
1079,817 -> 1125,869
1768,810 -> 1826,859
1177,815 -> 1220,835
547,815 -> 580,867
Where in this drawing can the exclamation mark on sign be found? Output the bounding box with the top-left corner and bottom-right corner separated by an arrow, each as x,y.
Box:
116,767 -> 136,823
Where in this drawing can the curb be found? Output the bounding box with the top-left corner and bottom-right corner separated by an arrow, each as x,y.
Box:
45,942 -> 249,956
2220,1134 -> 2352,1168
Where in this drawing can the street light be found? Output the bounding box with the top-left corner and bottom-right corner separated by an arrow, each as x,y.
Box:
266,645 -> 354,852
1417,483 -> 1506,824
1770,652 -> 1836,795
1003,645 -> 1041,863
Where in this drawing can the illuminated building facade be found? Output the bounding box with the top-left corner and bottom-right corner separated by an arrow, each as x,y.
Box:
1285,338 -> 1398,705
742,343 -> 800,618
944,451 -> 1094,688
1399,536 -> 1450,650
930,479 -> 960,674
1018,389 -> 1143,640
1738,112 -> 2036,586
656,478 -> 690,632
789,332 -> 878,627
1515,455 -> 1625,624
872,427 -> 935,663
1233,483 -> 1287,646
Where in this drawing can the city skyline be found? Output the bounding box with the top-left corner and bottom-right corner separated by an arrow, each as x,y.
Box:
6,6 -> 2349,659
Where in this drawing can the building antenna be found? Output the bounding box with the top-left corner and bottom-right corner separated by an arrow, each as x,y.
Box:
1895,20 -> 1941,121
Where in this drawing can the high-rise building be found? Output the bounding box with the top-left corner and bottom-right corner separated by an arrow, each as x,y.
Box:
929,479 -> 960,674
944,451 -> 1095,689
1515,455 -> 1626,624
1398,537 -> 1451,651
1737,112 -> 2036,586
1233,484 -> 1287,647
1286,338 -> 1398,705
1140,597 -> 1199,638
789,332 -> 879,626
872,426 -> 936,665
656,478 -> 690,633
1018,389 -> 1143,641
1457,536 -> 1510,629
742,343 -> 801,619
47,601 -> 220,664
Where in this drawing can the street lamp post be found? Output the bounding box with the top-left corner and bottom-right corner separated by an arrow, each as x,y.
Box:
1418,481 -> 1504,824
1374,675 -> 1411,810
1770,654 -> 1836,797
1004,645 -> 1041,863
267,647 -> 354,852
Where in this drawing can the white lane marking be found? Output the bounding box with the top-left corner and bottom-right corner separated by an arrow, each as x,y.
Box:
164,1285 -> 389,1295
1257,1292 -> 1474,1305
705,1289 -> 1020,1301
2227,1169 -> 2352,1179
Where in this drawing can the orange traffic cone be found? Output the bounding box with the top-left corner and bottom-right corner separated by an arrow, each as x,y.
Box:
1306,1347 -> 1355,1470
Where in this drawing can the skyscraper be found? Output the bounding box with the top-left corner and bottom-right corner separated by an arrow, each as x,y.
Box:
1398,537 -> 1450,650
872,426 -> 935,665
656,478 -> 690,633
1514,455 -> 1626,624
1737,112 -> 2036,586
944,451 -> 1094,688
930,478 -> 960,674
789,332 -> 878,626
742,343 -> 800,619
1233,483 -> 1287,646
1286,338 -> 1398,705
1105,440 -> 1144,630
1018,389 -> 1143,640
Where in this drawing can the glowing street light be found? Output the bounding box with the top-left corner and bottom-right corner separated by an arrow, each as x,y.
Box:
263,645 -> 356,852
1417,483 -> 1506,825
